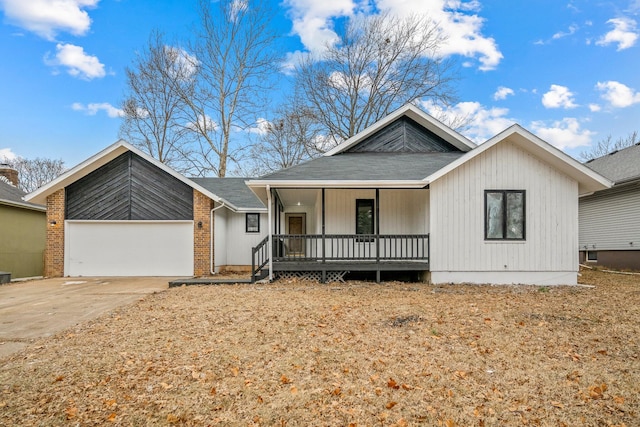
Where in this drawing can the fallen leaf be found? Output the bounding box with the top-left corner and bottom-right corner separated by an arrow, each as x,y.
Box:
167,413 -> 179,423
445,419 -> 455,427
290,385 -> 298,395
107,412 -> 117,422
551,401 -> 564,409
388,378 -> 400,389
230,367 -> 239,377
210,387 -> 217,396
65,407 -> 77,420
281,375 -> 291,384
332,388 -> 341,396
614,396 -> 624,405
386,401 -> 398,409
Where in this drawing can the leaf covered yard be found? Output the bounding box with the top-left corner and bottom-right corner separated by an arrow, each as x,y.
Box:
1,269 -> 638,426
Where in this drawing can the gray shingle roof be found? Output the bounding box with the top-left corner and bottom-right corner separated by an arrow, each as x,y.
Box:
259,152 -> 466,181
190,177 -> 265,210
0,180 -> 45,210
584,143 -> 640,183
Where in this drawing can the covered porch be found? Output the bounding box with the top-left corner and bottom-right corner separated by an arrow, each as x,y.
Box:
251,187 -> 431,282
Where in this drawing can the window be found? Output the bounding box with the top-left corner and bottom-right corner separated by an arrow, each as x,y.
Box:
246,213 -> 260,233
356,199 -> 375,235
586,251 -> 597,262
485,190 -> 525,240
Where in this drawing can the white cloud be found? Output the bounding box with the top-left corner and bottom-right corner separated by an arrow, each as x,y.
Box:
542,84 -> 578,109
493,86 -> 514,101
72,102 -> 123,118
283,0 -> 356,54
45,43 -> 106,80
422,100 -> 515,143
596,17 -> 638,50
0,148 -> 18,162
0,0 -> 99,40
552,24 -> 578,40
530,118 -> 594,150
588,104 -> 601,112
187,114 -> 218,132
596,80 -> 640,108
283,0 -> 503,71
247,118 -> 271,135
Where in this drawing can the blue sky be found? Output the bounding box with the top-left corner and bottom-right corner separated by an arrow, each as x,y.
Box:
1,0 -> 639,169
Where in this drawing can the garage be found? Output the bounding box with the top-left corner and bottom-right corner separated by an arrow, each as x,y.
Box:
66,221 -> 194,276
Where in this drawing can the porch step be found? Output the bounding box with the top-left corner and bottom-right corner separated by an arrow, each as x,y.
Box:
168,277 -> 253,287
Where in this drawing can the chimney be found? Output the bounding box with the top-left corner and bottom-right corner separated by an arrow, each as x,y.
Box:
0,163 -> 19,186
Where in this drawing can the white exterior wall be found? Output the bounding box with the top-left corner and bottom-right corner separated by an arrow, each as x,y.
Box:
213,206 -> 227,272
220,210 -> 268,266
321,189 -> 429,234
430,142 -> 579,285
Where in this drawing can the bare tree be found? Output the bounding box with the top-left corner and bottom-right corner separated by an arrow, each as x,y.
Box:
176,0 -> 282,177
243,104 -> 323,176
3,157 -> 65,193
579,131 -> 639,161
119,31 -> 194,173
295,12 -> 458,147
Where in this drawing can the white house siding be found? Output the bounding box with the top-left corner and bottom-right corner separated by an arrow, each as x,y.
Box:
322,189 -> 428,234
214,207 -> 227,272
430,142 -> 579,285
579,185 -> 640,251
222,210 -> 268,267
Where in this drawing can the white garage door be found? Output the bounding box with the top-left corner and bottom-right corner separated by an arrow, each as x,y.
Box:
66,221 -> 194,276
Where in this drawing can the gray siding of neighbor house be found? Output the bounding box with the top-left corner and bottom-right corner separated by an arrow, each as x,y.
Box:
346,117 -> 458,153
65,151 -> 193,220
579,182 -> 640,252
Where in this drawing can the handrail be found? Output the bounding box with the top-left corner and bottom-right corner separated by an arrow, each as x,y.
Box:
251,235 -> 270,283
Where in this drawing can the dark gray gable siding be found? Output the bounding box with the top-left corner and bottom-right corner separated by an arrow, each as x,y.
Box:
66,152 -> 193,220
346,117 -> 458,153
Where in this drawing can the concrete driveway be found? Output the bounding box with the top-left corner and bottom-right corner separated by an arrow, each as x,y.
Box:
0,277 -> 171,359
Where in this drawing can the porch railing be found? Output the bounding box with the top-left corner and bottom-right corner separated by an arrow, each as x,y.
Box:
251,235 -> 270,282
273,234 -> 429,262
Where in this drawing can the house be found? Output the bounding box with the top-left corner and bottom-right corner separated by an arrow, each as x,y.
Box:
246,105 -> 611,285
579,143 -> 640,270
25,144 -> 267,277
0,165 -> 46,279
26,105 -> 611,284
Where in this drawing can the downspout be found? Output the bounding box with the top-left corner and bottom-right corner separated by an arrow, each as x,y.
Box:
267,185 -> 273,281
210,202 -> 226,275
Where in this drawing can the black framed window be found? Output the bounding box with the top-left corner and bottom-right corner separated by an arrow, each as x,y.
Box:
356,199 -> 375,235
485,190 -> 525,240
246,213 -> 260,233
586,251 -> 597,262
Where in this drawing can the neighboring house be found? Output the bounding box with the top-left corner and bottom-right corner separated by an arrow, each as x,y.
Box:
579,143 -> 640,270
0,165 -> 46,279
26,105 -> 611,284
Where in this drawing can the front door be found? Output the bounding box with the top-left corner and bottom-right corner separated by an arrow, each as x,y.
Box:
286,214 -> 305,254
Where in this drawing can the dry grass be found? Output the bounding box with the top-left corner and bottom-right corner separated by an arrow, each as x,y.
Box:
1,269 -> 638,426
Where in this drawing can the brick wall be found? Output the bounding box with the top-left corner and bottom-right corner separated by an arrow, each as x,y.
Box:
45,189 -> 65,277
193,190 -> 214,276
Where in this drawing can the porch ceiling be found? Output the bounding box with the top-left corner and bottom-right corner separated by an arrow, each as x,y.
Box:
276,188 -> 318,207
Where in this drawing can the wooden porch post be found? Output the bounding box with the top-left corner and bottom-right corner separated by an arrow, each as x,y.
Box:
376,188 -> 380,283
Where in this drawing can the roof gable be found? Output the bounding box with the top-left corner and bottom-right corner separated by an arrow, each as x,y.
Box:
425,124 -> 613,195
325,104 -> 476,156
24,140 -> 247,212
346,116 -> 459,153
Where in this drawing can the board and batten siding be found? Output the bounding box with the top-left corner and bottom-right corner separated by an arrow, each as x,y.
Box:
219,210 -> 268,267
430,141 -> 579,285
321,189 -> 429,234
579,184 -> 640,251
